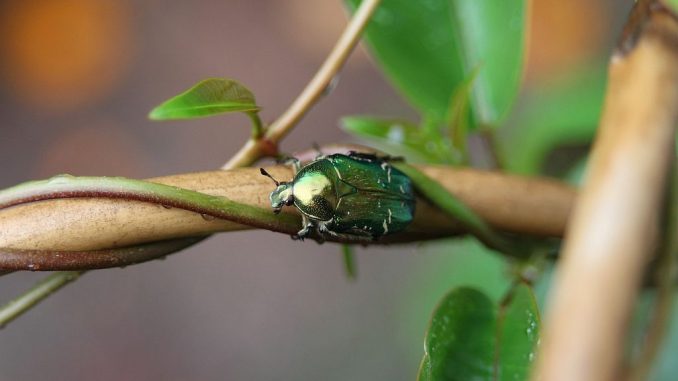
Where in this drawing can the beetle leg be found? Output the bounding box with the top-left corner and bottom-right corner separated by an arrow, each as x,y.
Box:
292,215 -> 314,241
312,142 -> 324,158
318,222 -> 342,240
275,155 -> 302,174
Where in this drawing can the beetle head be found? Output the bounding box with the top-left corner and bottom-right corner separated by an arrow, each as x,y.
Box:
260,168 -> 294,214
269,183 -> 294,213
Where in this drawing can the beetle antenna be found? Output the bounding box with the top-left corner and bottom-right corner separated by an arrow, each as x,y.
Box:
259,168 -> 279,186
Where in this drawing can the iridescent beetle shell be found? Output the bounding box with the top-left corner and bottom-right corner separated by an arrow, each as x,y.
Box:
262,152 -> 415,240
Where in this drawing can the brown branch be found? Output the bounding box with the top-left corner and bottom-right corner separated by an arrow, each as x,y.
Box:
0,167 -> 575,252
533,3 -> 678,381
0,237 -> 207,271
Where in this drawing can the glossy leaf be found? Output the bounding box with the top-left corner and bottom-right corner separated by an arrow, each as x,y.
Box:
418,287 -> 495,381
345,0 -> 527,128
451,1 -> 527,126
497,283 -> 540,381
341,116 -> 454,163
149,78 -> 260,120
345,0 -> 466,122
418,284 -> 541,381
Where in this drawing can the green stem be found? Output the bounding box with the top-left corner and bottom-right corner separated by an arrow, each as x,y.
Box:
394,163 -> 527,258
248,112 -> 265,139
341,244 -> 357,280
0,271 -> 84,328
0,175 -> 300,234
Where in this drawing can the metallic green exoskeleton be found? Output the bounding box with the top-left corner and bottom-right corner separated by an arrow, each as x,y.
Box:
260,152 -> 416,240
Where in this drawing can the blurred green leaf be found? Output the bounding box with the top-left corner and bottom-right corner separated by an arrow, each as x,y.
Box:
345,0 -> 466,122
497,283 -> 540,381
664,0 -> 678,15
501,62 -> 607,174
418,287 -> 495,381
149,78 -> 260,120
451,1 -> 527,127
345,0 -> 527,128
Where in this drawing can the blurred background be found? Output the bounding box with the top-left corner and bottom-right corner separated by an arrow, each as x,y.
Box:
0,1 -> 625,380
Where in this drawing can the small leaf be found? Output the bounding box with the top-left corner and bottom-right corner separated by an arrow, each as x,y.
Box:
341,116 -> 451,163
149,78 -> 260,120
497,283 -> 541,381
418,287 -> 495,381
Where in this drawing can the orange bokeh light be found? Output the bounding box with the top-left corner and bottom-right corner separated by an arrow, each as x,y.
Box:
0,0 -> 134,113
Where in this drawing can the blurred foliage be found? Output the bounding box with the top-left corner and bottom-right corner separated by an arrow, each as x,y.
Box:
665,0 -> 678,15
500,61 -> 607,175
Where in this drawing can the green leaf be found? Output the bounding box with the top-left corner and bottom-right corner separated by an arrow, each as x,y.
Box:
418,287 -> 495,381
341,116 -> 454,163
345,1 -> 527,127
345,0 -> 466,122
149,78 -> 260,120
451,1 -> 527,127
497,283 -> 540,381
393,163 -> 528,258
417,284 -> 541,381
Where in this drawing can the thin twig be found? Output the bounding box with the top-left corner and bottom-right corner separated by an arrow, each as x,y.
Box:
222,0 -> 382,169
0,271 -> 83,328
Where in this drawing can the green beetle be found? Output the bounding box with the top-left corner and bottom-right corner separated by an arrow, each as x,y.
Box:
260,152 -> 415,240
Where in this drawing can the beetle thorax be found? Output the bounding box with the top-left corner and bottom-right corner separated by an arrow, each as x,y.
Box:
292,172 -> 338,220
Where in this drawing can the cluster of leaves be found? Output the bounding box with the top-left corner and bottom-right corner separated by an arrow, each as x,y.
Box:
344,1 -> 544,379
343,0 -> 526,165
